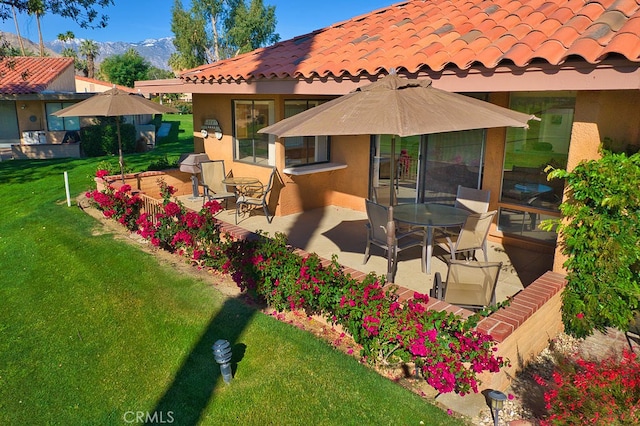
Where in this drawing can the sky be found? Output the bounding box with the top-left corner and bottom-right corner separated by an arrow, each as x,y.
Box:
0,1 -> 393,44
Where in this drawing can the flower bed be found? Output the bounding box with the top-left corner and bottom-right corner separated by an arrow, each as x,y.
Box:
87,175 -> 510,396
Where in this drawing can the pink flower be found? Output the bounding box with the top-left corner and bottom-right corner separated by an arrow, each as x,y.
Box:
96,169 -> 110,179
576,312 -> 585,319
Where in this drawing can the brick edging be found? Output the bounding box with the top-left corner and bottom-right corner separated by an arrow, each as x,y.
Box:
217,219 -> 567,343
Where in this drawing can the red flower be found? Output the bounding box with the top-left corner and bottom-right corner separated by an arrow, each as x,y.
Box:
576,312 -> 585,319
96,169 -> 110,178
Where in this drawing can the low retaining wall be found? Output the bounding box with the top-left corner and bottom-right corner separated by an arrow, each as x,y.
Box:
217,219 -> 567,393
96,169 -> 193,197
125,170 -> 566,393
12,143 -> 81,159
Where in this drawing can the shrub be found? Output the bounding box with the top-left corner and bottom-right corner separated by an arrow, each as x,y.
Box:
80,118 -> 137,157
539,350 -> 640,425
85,180 -> 142,232
542,150 -> 640,338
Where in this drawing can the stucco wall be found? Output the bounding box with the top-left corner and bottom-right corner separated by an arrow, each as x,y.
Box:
553,89 -> 640,271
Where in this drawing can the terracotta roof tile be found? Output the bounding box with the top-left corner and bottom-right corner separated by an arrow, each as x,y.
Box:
181,0 -> 640,83
602,33 -> 640,59
0,57 -> 74,94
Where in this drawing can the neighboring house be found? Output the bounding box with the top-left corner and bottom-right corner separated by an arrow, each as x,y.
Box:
0,57 -> 159,158
136,0 -> 640,271
0,57 -> 91,151
75,75 -> 137,94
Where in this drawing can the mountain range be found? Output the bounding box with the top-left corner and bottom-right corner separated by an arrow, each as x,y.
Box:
46,37 -> 176,71
1,32 -> 175,70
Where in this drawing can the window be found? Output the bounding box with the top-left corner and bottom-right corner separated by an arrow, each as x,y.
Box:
498,92 -> 575,242
233,100 -> 275,165
283,100 -> 329,167
46,103 -> 80,131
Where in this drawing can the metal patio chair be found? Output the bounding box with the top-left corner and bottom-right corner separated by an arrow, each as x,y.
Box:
200,160 -> 236,209
235,167 -> 276,224
430,260 -> 503,311
454,185 -> 491,213
435,210 -> 497,263
363,200 -> 427,275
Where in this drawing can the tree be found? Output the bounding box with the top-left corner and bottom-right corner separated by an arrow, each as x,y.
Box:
169,0 -> 279,71
542,149 -> 640,338
11,4 -> 25,55
100,48 -> 149,87
146,66 -> 174,80
27,0 -> 46,56
225,0 -> 278,56
79,39 -> 99,78
0,0 -> 113,29
169,0 -> 208,70
57,31 -> 86,73
1,0 -> 112,64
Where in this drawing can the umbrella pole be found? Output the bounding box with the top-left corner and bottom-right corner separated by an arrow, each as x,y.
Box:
386,205 -> 396,283
390,135 -> 397,206
116,117 -> 124,183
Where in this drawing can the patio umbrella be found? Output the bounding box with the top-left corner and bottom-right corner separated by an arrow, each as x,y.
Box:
258,74 -> 537,281
53,87 -> 177,181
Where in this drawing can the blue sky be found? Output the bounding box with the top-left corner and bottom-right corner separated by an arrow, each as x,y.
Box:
1,1 -> 392,43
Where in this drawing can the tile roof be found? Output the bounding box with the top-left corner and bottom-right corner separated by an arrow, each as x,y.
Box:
0,57 -> 74,94
181,0 -> 640,83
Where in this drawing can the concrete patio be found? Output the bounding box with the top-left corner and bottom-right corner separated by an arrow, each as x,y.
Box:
178,195 -> 555,302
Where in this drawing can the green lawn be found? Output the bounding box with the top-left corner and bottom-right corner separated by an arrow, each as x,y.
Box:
0,115 -> 464,425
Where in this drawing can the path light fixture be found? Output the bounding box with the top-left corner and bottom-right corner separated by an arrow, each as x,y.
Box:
488,390 -> 507,426
212,339 -> 233,384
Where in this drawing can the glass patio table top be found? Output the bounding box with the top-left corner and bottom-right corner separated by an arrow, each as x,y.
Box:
393,203 -> 470,274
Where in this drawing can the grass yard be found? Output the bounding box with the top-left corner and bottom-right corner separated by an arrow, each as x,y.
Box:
0,115 -> 464,425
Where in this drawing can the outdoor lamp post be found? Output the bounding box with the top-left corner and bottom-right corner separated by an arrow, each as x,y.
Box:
488,390 -> 507,426
212,339 -> 233,384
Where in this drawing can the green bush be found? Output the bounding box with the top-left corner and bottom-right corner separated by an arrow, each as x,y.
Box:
80,118 -> 137,157
542,150 -> 640,338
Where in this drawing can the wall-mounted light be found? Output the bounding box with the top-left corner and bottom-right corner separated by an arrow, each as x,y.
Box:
20,104 -> 26,110
202,119 -> 223,140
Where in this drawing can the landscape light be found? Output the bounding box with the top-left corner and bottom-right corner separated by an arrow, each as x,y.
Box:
212,339 -> 233,384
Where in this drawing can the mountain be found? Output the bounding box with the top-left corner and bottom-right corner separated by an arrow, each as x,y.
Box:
44,37 -> 176,70
0,31 -> 58,57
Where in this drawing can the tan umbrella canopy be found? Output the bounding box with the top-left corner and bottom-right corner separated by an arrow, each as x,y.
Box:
53,88 -> 177,181
259,74 -> 537,281
259,74 -> 536,138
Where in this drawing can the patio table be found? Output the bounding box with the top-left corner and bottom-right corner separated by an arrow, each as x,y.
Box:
221,176 -> 260,195
394,203 -> 470,274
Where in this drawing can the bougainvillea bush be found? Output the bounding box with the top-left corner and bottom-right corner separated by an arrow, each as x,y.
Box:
86,170 -> 142,231
537,349 -> 640,425
88,173 -> 508,395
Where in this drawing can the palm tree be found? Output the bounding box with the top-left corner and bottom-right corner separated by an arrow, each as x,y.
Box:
27,0 -> 46,56
11,4 -> 26,55
79,39 -> 99,78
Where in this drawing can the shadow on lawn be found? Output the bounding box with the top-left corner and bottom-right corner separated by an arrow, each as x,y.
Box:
151,295 -> 257,425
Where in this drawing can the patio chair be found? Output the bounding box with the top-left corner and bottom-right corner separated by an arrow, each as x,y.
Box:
435,210 -> 497,263
626,314 -> 640,353
454,185 -> 491,213
363,200 -> 427,274
235,167 -> 276,224
430,260 -> 502,311
200,160 -> 236,209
